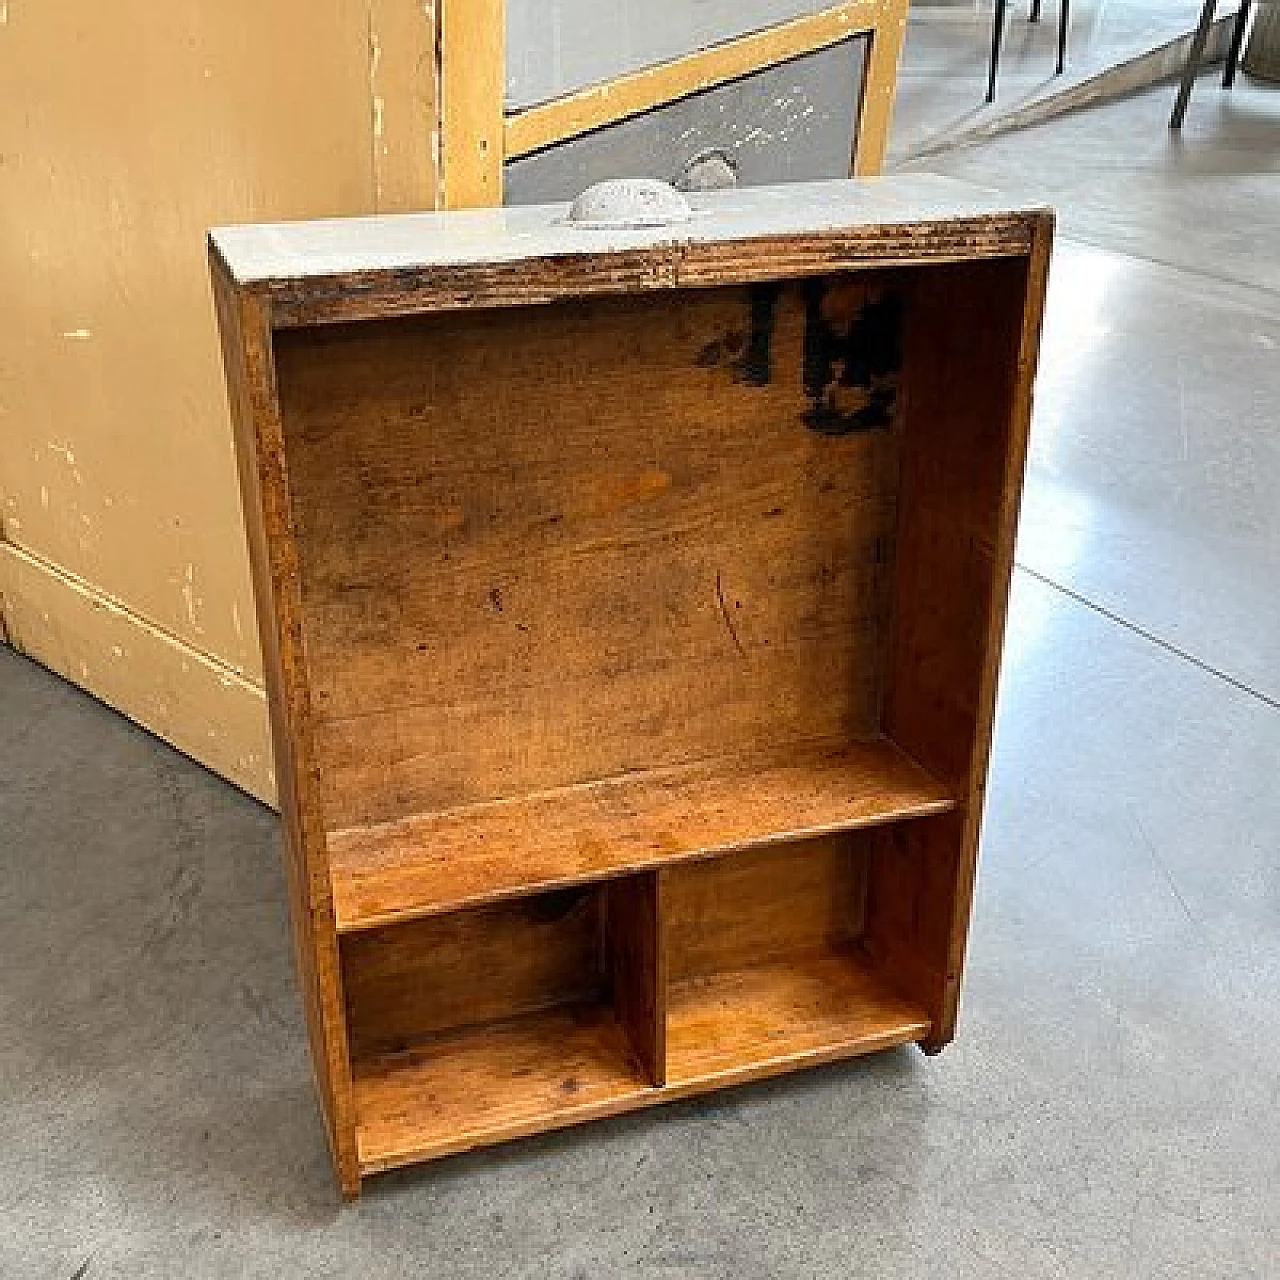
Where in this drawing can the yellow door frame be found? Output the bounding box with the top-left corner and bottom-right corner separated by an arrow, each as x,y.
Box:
440,0 -> 910,209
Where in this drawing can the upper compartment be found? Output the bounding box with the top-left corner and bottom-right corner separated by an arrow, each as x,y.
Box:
210,179 -> 1048,933
275,277 -> 907,831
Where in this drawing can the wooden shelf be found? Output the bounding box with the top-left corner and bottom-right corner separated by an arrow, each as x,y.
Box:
353,1004 -> 651,1175
329,738 -> 956,933
665,945 -> 930,1089
352,948 -> 930,1173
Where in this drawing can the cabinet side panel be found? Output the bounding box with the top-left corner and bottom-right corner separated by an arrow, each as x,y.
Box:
209,256 -> 360,1196
874,223 -> 1052,1045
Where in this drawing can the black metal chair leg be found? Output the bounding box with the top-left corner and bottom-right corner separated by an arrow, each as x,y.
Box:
1224,0 -> 1253,87
1171,0 -> 1220,129
1056,0 -> 1071,74
988,0 -> 1009,103
1030,0 -> 1043,23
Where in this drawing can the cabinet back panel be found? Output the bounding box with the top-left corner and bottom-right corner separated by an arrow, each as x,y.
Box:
274,279 -> 902,828
341,887 -> 605,1056
664,834 -> 868,983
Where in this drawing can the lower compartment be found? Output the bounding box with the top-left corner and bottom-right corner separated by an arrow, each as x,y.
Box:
341,827 -> 945,1179
665,944 -> 930,1090
341,876 -> 662,1174
660,833 -> 931,1088
353,1004 -> 651,1172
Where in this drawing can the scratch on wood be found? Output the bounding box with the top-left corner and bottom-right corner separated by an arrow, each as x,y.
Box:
715,571 -> 746,659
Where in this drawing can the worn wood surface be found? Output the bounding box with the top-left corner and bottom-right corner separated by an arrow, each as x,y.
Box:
276,284 -> 901,829
328,739 -> 955,931
210,176 -> 1042,329
209,256 -> 360,1197
340,888 -> 606,1058
869,222 -> 1053,1050
663,836 -> 867,983
210,182 -> 1052,1192
606,875 -> 667,1086
659,836 -> 928,1085
353,1004 -> 650,1173
665,945 -> 930,1088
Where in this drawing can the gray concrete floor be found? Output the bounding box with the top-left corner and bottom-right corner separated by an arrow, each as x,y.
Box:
4,54 -> 1280,1280
891,0 -> 1212,163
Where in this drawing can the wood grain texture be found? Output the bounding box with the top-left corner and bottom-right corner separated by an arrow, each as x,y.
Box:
663,835 -> 867,984
353,1004 -> 650,1172
659,835 -> 926,1086
253,221 -> 1037,329
341,887 -> 606,1058
276,284 -> 901,829
329,738 -> 956,932
606,874 -> 667,1086
209,255 -> 360,1198
665,944 -> 929,1089
870,219 -> 1054,1050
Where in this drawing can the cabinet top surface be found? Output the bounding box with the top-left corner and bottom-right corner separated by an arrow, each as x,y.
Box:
209,175 -> 1048,287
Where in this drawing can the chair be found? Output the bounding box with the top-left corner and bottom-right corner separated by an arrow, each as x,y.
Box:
1171,1 -> 1261,129
988,0 -> 1071,104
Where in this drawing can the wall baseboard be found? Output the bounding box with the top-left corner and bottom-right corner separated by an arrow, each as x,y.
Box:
0,538 -> 276,806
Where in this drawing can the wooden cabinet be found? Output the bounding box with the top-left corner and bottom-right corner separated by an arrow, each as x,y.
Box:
210,176 -> 1052,1198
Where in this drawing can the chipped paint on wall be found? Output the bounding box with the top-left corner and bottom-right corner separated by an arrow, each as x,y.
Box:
3,0 -> 438,795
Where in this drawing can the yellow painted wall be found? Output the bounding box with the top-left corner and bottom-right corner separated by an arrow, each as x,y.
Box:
0,0 -> 438,802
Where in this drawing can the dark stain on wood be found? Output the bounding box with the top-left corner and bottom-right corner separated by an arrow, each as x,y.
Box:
802,281 -> 903,435
739,282 -> 782,386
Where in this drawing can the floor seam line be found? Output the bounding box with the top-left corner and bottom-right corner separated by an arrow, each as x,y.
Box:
1055,231 -> 1280,307
1013,562 -> 1280,713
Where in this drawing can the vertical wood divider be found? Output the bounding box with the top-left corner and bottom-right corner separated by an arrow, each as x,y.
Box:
605,873 -> 667,1086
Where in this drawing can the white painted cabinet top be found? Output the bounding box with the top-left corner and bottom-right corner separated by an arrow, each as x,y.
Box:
210,176 -> 1045,286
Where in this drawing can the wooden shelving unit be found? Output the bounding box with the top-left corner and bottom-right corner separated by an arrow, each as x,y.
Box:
210,176 -> 1052,1197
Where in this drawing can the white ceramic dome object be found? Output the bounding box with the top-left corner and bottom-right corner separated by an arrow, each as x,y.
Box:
564,178 -> 696,230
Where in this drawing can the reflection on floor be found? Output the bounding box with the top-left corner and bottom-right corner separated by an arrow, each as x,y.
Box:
2,45 -> 1280,1280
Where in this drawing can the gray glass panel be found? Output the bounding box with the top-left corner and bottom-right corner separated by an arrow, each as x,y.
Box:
505,38 -> 867,206
507,0 -> 840,110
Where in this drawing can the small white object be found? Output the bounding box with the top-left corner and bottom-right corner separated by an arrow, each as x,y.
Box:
564,178 -> 695,230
